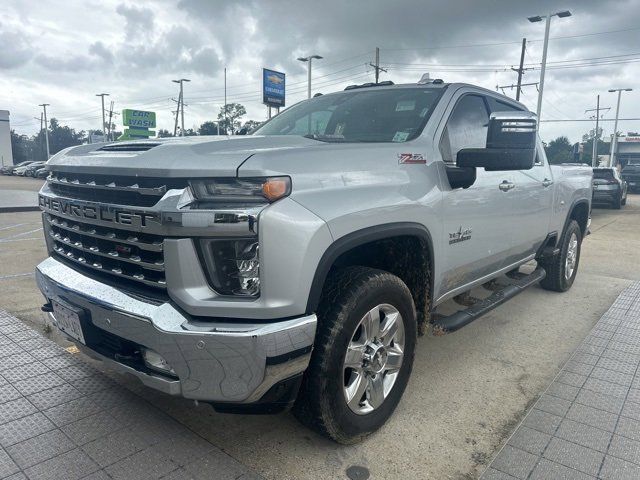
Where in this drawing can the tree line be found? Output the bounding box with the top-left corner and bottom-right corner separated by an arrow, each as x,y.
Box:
10,102 -> 263,163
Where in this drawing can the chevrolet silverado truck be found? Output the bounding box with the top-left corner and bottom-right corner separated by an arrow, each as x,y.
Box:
36,81 -> 592,444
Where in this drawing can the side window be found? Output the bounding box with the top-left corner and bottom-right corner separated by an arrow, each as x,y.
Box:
439,95 -> 489,164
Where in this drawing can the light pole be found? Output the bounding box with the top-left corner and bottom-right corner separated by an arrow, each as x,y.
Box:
528,10 -> 572,122
297,55 -> 323,99
38,104 -> 50,159
172,79 -> 190,136
608,88 -> 633,168
95,93 -> 109,140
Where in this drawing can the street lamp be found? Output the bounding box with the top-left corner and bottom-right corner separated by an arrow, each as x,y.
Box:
297,55 -> 323,99
608,88 -> 633,168
528,10 -> 572,122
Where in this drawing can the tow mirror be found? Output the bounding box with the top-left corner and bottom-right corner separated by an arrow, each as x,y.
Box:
457,111 -> 537,171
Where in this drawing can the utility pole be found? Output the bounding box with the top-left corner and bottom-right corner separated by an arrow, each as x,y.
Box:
297,55 -> 323,99
514,38 -> 526,101
369,47 -> 388,84
95,93 -> 109,139
585,96 -> 610,167
608,88 -> 633,168
171,98 -> 181,136
38,104 -> 50,159
224,67 -> 227,134
107,100 -> 115,141
172,79 -> 190,136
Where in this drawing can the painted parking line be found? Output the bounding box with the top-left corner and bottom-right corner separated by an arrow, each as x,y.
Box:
0,272 -> 34,280
0,223 -> 31,231
0,227 -> 43,241
0,237 -> 43,243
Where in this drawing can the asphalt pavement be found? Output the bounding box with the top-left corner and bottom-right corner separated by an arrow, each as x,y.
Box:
0,174 -> 639,479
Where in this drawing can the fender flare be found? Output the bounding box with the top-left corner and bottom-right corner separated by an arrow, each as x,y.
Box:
305,222 -> 435,314
563,198 -> 591,238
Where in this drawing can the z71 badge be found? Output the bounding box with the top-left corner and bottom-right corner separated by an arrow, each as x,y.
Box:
398,153 -> 426,164
449,226 -> 472,244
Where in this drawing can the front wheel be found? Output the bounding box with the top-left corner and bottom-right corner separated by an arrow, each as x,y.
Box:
293,267 -> 417,444
539,220 -> 582,292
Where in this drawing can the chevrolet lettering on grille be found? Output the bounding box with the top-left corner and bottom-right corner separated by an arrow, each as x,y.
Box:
39,195 -> 159,228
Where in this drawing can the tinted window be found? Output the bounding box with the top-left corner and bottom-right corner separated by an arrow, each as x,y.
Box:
593,169 -> 615,179
440,95 -> 489,164
254,87 -> 443,143
487,97 -> 523,113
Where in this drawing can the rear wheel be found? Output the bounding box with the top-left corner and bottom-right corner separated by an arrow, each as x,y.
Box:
539,220 -> 582,292
293,266 -> 417,444
613,194 -> 622,209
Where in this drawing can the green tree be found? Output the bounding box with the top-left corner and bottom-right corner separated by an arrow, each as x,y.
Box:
157,129 -> 173,138
544,136 -> 573,165
242,120 -> 263,133
217,103 -> 246,134
198,121 -> 225,135
10,130 -> 33,163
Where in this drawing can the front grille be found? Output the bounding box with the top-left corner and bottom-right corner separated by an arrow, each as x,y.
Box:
45,213 -> 166,290
47,172 -> 187,207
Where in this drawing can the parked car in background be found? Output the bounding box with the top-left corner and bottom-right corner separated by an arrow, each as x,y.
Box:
622,159 -> 640,192
13,165 -> 31,176
35,168 -> 50,179
592,167 -> 627,209
0,161 -> 36,175
24,161 -> 46,177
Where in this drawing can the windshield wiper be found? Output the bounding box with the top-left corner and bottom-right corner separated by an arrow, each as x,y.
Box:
303,134 -> 353,143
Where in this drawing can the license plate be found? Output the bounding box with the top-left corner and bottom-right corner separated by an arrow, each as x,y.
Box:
52,300 -> 86,344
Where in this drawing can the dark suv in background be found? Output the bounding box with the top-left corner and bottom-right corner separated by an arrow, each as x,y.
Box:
622,159 -> 640,192
592,167 -> 628,209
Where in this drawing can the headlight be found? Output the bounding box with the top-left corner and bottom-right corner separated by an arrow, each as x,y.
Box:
198,238 -> 260,297
189,177 -> 291,205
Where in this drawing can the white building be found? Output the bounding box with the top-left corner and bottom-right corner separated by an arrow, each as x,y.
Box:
0,110 -> 13,167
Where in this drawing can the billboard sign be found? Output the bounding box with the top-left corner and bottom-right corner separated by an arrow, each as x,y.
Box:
263,68 -> 285,108
122,109 -> 156,128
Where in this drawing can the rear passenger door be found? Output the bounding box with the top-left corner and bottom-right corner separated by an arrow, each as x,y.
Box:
437,93 -> 516,300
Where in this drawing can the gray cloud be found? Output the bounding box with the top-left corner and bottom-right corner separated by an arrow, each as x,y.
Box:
116,3 -> 155,40
0,23 -> 33,69
1,0 -> 639,142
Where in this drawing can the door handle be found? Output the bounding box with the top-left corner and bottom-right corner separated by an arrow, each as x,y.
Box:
542,178 -> 554,187
499,180 -> 515,192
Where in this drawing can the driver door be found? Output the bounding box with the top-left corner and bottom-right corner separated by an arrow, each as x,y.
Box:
437,93 -> 516,300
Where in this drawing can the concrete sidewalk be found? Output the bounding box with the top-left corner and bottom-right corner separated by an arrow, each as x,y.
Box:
0,310 -> 263,480
0,190 -> 39,213
482,281 -> 640,479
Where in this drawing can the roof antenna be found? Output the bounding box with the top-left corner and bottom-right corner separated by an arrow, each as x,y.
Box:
418,73 -> 431,84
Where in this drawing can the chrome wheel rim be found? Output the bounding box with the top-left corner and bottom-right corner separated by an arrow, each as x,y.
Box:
342,304 -> 405,415
565,233 -> 578,280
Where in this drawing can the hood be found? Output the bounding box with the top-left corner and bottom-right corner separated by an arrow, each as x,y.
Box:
46,135 -> 322,177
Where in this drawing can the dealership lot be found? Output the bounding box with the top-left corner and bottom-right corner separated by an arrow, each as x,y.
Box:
1,174 -> 639,479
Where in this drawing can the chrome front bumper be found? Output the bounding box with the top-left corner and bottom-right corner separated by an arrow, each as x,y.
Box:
36,257 -> 317,404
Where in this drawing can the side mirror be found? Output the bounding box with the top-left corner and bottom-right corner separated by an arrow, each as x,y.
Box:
457,111 -> 537,171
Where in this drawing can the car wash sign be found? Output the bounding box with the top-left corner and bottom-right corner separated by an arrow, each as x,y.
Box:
263,68 -> 285,108
120,109 -> 156,140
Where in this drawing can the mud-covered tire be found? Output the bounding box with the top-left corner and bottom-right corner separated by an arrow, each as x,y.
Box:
539,220 -> 582,292
293,266 -> 417,444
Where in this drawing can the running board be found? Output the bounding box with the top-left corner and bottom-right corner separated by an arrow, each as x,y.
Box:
432,268 -> 546,333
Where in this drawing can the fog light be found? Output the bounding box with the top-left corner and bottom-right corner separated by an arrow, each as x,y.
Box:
142,348 -> 175,375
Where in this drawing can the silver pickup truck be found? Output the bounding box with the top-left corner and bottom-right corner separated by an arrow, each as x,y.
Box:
36,81 -> 592,443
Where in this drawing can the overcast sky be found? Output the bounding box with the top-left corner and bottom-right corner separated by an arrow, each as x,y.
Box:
1,0 -> 639,143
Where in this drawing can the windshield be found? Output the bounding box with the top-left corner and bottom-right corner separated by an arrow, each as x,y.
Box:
254,87 -> 444,143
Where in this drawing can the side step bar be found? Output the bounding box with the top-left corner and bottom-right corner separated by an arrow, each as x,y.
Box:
432,268 -> 546,333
